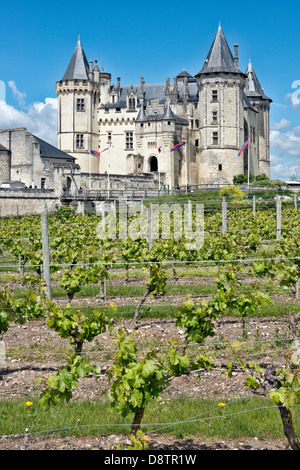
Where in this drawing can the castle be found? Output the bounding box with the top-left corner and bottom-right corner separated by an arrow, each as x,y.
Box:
56,25 -> 272,190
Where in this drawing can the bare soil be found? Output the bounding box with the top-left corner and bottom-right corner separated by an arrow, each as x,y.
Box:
0,310 -> 294,451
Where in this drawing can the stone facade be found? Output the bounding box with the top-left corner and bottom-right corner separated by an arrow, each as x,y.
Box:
57,26 -> 271,189
0,128 -> 81,194
0,188 -> 58,216
0,144 -> 11,182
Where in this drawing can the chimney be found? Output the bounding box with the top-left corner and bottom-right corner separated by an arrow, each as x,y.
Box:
117,77 -> 121,89
89,61 -> 94,80
234,44 -> 239,68
140,75 -> 145,101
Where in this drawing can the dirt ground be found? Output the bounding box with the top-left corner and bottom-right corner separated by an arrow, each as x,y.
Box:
0,307 -> 295,451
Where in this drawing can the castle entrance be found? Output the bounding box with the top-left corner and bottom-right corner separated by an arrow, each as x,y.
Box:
149,156 -> 158,172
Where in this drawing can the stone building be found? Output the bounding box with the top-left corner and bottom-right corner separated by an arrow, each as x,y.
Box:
0,128 -> 81,194
56,25 -> 272,189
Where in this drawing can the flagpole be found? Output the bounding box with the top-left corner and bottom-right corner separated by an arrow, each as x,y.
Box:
89,147 -> 91,192
185,138 -> 188,193
248,142 -> 250,189
107,150 -> 110,200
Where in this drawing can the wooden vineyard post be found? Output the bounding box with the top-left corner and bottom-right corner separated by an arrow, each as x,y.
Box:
188,200 -> 192,228
148,203 -> 154,250
294,193 -> 297,210
41,205 -> 52,301
276,195 -> 281,241
222,197 -> 227,235
253,195 -> 256,217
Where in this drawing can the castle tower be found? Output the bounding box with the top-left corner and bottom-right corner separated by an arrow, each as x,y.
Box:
245,59 -> 272,177
56,36 -> 101,173
195,25 -> 245,184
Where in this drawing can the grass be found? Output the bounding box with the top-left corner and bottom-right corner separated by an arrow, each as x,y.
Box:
0,396 -> 296,441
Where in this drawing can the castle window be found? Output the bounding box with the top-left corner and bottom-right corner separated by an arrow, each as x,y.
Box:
213,132 -> 218,145
212,90 -> 218,102
125,132 -> 133,149
129,98 -> 136,110
41,178 -> 46,189
112,95 -> 115,103
76,98 -> 85,111
195,119 -> 199,128
107,132 -> 112,143
212,111 -> 218,124
253,127 -> 256,143
195,139 -> 199,147
76,134 -> 84,149
218,164 -> 222,171
44,160 -> 49,171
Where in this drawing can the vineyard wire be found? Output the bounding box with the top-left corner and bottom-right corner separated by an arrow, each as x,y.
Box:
1,401 -> 300,442
0,256 -> 300,269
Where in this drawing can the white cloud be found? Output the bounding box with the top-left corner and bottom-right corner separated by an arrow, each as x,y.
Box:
0,98 -> 57,146
270,118 -> 291,130
270,126 -> 300,158
7,81 -> 27,106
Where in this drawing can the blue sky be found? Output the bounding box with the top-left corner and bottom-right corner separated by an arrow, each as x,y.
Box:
0,0 -> 300,180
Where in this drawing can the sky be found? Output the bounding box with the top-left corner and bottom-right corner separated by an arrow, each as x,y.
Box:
0,0 -> 300,181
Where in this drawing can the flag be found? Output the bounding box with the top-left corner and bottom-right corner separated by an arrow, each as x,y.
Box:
99,147 -> 109,154
90,150 -> 100,156
171,141 -> 186,151
238,140 -> 249,157
158,146 -> 162,153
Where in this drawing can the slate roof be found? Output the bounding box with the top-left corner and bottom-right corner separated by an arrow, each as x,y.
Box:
245,59 -> 272,102
195,25 -> 244,76
136,102 -> 188,125
33,135 -> 76,160
62,36 -> 90,81
104,81 -> 199,109
175,69 -> 194,80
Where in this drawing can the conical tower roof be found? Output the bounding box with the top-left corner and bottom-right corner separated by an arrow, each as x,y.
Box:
62,36 -> 90,80
245,59 -> 272,101
162,101 -> 177,120
135,105 -> 147,122
195,25 -> 243,76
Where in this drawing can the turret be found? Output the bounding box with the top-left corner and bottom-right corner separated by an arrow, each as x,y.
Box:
56,36 -> 100,173
245,58 -> 272,176
195,25 -> 246,184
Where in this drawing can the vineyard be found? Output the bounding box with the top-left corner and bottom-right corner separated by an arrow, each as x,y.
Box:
0,189 -> 300,451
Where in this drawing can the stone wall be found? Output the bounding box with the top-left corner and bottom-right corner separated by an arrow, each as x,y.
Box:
0,148 -> 11,181
80,172 -> 164,192
0,189 -> 59,216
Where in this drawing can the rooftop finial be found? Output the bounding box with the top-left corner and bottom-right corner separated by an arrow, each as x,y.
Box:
219,20 -> 221,28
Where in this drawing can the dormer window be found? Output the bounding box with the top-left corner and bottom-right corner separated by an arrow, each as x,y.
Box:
129,98 -> 136,110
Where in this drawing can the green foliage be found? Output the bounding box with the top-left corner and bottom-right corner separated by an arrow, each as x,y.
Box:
37,354 -> 101,409
107,328 -> 213,429
46,303 -> 114,353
